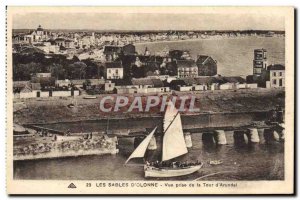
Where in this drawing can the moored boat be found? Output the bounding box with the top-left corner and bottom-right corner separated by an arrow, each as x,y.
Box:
209,160 -> 223,165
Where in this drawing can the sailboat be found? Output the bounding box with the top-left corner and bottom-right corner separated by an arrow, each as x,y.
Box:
125,102 -> 203,178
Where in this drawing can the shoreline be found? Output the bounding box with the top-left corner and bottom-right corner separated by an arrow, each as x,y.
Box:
133,35 -> 285,47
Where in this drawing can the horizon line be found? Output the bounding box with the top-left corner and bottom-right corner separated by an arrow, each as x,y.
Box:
12,28 -> 285,32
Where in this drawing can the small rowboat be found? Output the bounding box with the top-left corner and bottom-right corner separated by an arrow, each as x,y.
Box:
209,160 -> 223,165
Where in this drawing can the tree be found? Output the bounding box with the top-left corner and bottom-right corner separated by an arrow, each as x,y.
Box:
131,65 -> 145,78
68,62 -> 87,79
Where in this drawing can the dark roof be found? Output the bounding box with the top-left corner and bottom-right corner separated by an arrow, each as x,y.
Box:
55,38 -> 65,41
112,79 -> 132,86
176,60 -> 197,68
151,79 -> 164,87
103,46 -> 122,55
169,79 -> 186,86
196,55 -> 210,64
105,61 -> 123,69
60,46 -> 67,50
223,76 -> 246,83
267,64 -> 285,71
46,39 -> 56,45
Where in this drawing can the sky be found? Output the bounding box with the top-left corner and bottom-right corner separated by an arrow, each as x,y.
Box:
12,12 -> 285,31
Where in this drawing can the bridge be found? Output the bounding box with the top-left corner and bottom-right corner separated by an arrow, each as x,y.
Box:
23,120 -> 284,149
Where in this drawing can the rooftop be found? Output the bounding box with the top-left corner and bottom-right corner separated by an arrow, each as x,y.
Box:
176,60 -> 197,68
196,55 -> 215,64
267,64 -> 285,71
105,61 -> 123,69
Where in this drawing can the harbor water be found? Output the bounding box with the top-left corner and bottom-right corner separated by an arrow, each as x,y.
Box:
135,37 -> 285,76
14,134 -> 284,180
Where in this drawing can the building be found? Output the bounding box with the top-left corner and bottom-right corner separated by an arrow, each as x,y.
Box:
55,79 -> 71,88
103,44 -> 136,61
253,49 -> 268,75
54,38 -> 66,47
13,81 -> 30,93
266,64 -> 285,88
12,25 -> 49,44
29,25 -> 49,43
104,81 -> 116,92
103,46 -> 122,61
105,62 -> 124,79
65,39 -> 75,49
177,60 -> 198,78
196,55 -> 217,76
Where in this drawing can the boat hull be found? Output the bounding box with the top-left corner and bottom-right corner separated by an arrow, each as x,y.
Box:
144,164 -> 202,178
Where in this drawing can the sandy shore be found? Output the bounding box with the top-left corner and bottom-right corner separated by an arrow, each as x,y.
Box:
133,35 -> 284,46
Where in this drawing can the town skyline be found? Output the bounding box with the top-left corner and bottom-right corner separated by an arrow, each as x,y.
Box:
12,13 -> 285,31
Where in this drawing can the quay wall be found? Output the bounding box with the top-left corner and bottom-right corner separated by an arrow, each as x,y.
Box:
14,148 -> 119,161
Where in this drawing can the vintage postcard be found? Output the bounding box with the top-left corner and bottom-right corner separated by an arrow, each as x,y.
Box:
6,6 -> 294,194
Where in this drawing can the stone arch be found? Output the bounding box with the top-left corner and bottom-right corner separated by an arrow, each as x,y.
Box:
233,130 -> 248,146
202,132 -> 215,145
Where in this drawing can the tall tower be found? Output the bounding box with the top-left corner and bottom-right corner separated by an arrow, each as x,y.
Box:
253,49 -> 268,75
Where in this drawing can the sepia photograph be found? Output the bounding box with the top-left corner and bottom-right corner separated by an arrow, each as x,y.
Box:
6,6 -> 294,194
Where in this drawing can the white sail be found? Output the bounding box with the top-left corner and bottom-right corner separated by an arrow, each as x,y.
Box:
162,103 -> 188,161
125,127 -> 157,164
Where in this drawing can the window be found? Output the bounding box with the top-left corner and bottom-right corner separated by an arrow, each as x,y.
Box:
279,72 -> 283,76
116,69 -> 118,74
273,79 -> 277,85
108,69 -> 111,73
273,72 -> 276,77
279,79 -> 283,87
254,68 -> 262,74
